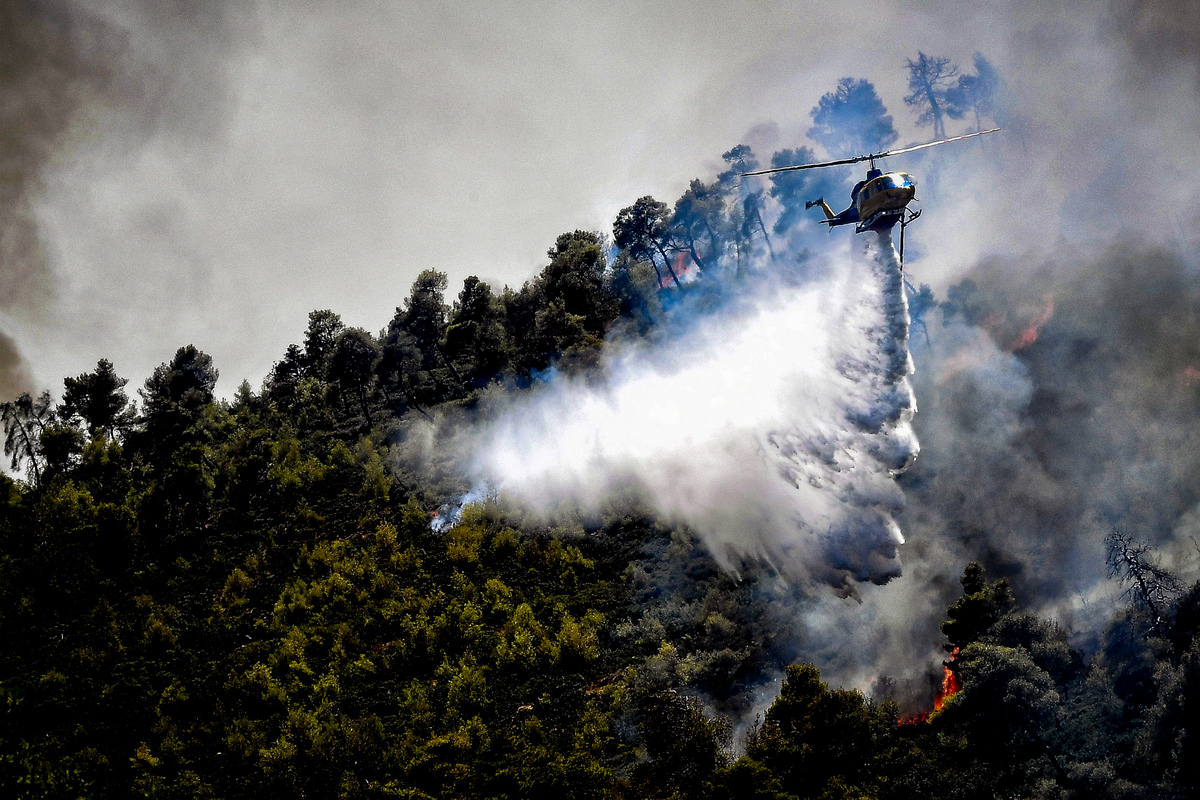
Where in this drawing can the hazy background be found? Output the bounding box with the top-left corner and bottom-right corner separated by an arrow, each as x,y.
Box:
4,0 -> 1196,399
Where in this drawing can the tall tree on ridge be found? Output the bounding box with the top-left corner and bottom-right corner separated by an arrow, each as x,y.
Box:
391,270 -> 451,371
302,309 -> 345,380
671,179 -> 726,274
444,276 -> 510,389
139,344 -> 219,458
808,77 -> 899,157
59,358 -> 134,439
263,343 -> 305,405
945,53 -> 1000,130
904,52 -> 959,139
330,327 -> 381,423
613,196 -> 684,289
541,231 -> 619,334
719,144 -> 775,264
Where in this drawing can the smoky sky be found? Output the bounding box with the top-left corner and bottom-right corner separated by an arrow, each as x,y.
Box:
0,0 -> 252,397
0,0 -> 114,390
2,0 -> 1195,401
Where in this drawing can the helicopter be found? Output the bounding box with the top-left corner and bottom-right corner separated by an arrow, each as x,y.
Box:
742,128 -> 1000,236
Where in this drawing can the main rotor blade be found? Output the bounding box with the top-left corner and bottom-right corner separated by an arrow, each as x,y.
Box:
876,127 -> 1001,159
740,154 -> 868,176
740,128 -> 1001,177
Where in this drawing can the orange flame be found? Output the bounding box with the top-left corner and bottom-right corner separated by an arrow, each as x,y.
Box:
1178,365 -> 1200,385
660,251 -> 697,288
1012,296 -> 1055,351
899,648 -> 960,725
934,649 -> 961,711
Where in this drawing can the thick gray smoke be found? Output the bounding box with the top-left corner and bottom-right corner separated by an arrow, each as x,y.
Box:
0,331 -> 32,400
467,233 -> 917,593
0,0 -> 108,397
0,0 -> 253,401
1,0 -> 96,314
774,240 -> 1200,707
909,243 -> 1200,615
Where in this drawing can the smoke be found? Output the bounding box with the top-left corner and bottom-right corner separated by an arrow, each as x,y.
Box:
0,0 -> 110,397
464,232 -> 917,593
776,238 -> 1200,709
3,0 -> 1197,710
0,331 -> 33,400
1,0 -> 95,312
908,242 -> 1200,604
0,0 -> 255,399
1107,0 -> 1200,92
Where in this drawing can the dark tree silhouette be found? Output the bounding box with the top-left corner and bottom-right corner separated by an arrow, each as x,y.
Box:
375,326 -> 423,410
613,196 -> 684,289
807,78 -> 898,157
391,270 -> 450,371
671,179 -> 726,273
945,53 -> 1000,130
263,343 -> 305,404
141,345 -> 218,422
444,276 -> 509,388
301,309 -> 345,380
541,231 -> 619,334
632,692 -> 731,796
1,390 -> 54,486
1106,529 -> 1182,635
59,358 -> 133,438
904,52 -> 959,139
330,327 -> 381,422
942,561 -> 1016,650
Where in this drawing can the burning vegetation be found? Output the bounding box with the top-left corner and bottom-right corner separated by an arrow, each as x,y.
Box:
934,650 -> 962,712
899,648 -> 960,725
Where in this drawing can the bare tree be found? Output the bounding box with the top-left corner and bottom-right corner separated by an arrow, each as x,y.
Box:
904,52 -> 959,139
1105,528 -> 1182,635
1,390 -> 55,487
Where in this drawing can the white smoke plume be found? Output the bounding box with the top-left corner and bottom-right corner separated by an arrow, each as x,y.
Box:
466,232 -> 917,593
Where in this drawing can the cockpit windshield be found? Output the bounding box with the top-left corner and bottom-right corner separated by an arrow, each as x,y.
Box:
878,173 -> 915,190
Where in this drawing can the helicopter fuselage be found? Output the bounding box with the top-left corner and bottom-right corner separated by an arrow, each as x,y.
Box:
853,171 -> 916,232
814,169 -> 917,232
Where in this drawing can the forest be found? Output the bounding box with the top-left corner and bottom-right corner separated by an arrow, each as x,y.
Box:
2,54 -> 1199,800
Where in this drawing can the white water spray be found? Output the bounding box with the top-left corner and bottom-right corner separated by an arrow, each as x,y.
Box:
467,233 -> 917,591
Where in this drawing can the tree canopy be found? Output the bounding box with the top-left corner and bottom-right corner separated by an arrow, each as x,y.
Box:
808,77 -> 899,157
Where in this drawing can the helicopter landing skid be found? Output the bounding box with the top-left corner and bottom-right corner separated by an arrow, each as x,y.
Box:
856,208 -> 904,234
